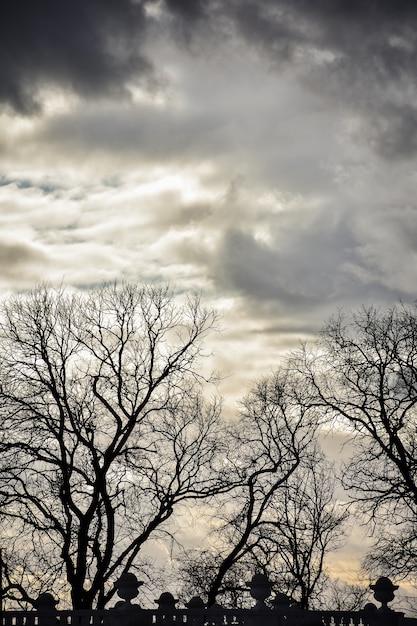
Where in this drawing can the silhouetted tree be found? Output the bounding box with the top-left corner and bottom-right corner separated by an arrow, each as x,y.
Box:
179,434 -> 347,608
253,449 -> 348,609
319,577 -> 369,611
178,369 -> 346,608
0,284 -> 231,609
206,370 -> 318,606
179,552 -> 252,608
301,304 -> 417,583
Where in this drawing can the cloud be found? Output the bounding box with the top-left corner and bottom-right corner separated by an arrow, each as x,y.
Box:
0,239 -> 47,280
165,0 -> 417,160
166,0 -> 417,72
2,0 -> 417,329
364,103 -> 417,160
0,0 -> 152,114
6,0 -> 417,169
209,219 -> 355,309
164,0 -> 207,21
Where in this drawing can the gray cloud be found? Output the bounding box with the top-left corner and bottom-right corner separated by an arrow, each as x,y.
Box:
0,240 -> 47,275
3,0 -> 417,120
166,0 -> 417,71
210,220 -> 354,308
0,0 -> 152,114
164,0 -> 207,22
165,0 -> 417,159
195,195 -> 415,315
2,1 -> 417,340
213,228 -> 309,305
364,103 -> 417,160
36,103 -> 229,165
4,0 -> 417,167
178,0 -> 417,68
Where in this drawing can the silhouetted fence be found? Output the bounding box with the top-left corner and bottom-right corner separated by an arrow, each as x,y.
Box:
2,574 -> 417,626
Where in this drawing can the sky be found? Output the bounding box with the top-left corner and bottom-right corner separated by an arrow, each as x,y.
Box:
2,0 -> 417,597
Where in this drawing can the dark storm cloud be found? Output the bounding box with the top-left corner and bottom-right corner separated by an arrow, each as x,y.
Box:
5,0 -> 417,157
0,0 -> 151,114
252,0 -> 417,90
167,0 -> 417,67
164,0 -> 206,21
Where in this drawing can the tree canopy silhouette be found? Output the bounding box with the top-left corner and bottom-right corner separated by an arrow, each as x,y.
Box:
0,283 -> 230,609
301,304 -> 417,583
179,371 -> 347,609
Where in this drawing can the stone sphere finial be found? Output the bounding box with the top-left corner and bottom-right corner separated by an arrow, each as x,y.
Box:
155,592 -> 178,610
246,573 -> 272,609
271,592 -> 293,610
370,577 -> 399,611
35,592 -> 58,611
186,596 -> 205,609
114,572 -> 143,604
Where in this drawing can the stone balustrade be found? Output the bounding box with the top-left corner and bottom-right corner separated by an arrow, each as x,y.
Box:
2,574 -> 416,626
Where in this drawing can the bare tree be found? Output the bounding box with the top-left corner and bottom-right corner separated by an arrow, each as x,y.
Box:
178,552 -> 252,608
301,304 -> 417,582
319,577 -> 369,611
178,369 -> 339,607
0,284 -> 231,609
179,440 -> 347,609
253,449 -> 348,609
